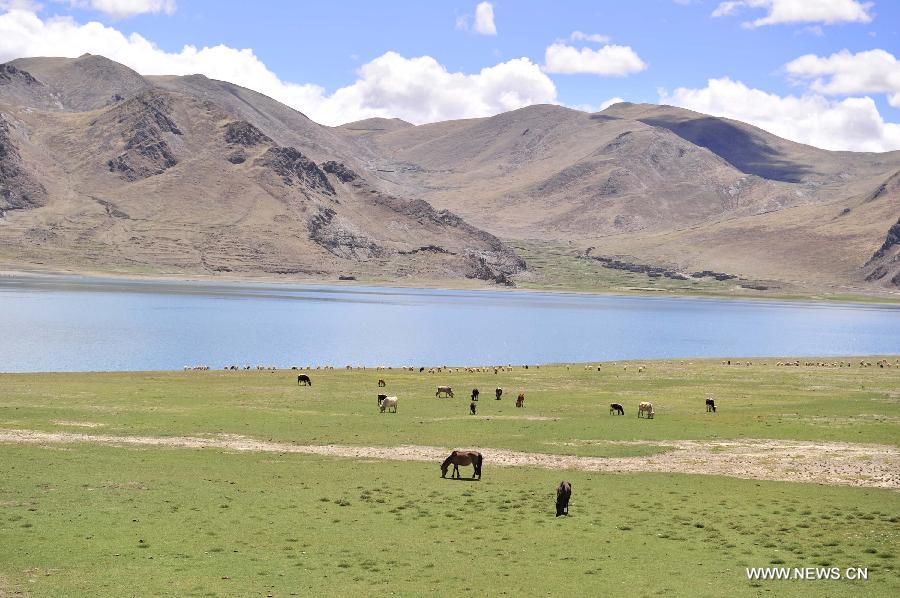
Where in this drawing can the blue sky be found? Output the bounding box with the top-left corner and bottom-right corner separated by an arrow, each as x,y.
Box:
0,0 -> 898,151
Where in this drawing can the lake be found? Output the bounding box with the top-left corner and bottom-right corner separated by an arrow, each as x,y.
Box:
1,275 -> 899,372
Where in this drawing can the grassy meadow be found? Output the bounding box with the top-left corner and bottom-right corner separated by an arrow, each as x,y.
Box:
1,358 -> 899,596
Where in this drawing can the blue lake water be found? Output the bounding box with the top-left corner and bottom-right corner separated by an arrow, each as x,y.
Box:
1,275 -> 898,372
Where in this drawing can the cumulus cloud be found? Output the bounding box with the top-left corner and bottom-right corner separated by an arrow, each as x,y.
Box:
711,0 -> 873,27
473,1 -> 496,35
67,0 -> 176,19
0,8 -> 556,125
543,42 -> 646,76
660,77 -> 900,152
570,31 -> 610,43
786,49 -> 900,107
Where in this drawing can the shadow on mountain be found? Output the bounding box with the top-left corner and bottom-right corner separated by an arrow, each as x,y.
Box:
638,116 -> 813,183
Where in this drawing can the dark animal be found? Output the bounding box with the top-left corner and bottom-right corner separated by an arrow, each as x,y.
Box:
436,385 -> 454,398
441,450 -> 483,479
377,393 -> 387,405
471,388 -> 479,401
378,379 -> 386,387
609,403 -> 624,415
470,401 -> 477,415
297,374 -> 311,386
706,398 -> 716,413
419,367 -> 425,372
495,387 -> 503,400
556,481 -> 572,517
516,392 -> 525,408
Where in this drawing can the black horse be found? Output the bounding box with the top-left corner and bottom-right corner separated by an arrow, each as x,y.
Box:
471,388 -> 479,401
470,401 -> 477,415
706,398 -> 716,413
556,481 -> 572,517
297,374 -> 311,386
377,393 -> 387,405
495,387 -> 503,400
609,403 -> 624,415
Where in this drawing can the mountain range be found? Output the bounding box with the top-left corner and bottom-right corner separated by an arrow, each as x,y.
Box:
1,54 -> 897,294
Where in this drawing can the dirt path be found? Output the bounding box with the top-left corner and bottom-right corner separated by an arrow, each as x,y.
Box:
1,429 -> 898,490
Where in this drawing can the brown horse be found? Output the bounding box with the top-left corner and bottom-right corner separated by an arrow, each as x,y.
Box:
516,392 -> 525,408
441,450 -> 483,479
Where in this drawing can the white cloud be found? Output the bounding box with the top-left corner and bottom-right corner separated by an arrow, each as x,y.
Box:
543,42 -> 646,76
67,0 -> 176,19
786,49 -> 900,107
570,31 -> 610,43
599,96 -> 625,110
660,77 -> 900,152
473,1 -> 496,35
0,8 -> 556,125
711,0 -> 873,27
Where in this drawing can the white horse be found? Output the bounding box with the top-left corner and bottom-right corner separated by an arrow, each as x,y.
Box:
379,396 -> 399,413
638,401 -> 655,419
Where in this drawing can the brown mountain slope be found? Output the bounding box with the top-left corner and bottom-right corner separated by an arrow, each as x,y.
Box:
334,102 -> 900,291
0,58 -> 523,283
1,55 -> 898,293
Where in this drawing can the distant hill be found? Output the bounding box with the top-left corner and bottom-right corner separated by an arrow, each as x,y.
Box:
1,54 -> 898,293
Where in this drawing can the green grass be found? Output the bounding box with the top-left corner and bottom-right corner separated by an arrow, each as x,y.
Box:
508,240 -> 900,304
1,358 -> 899,596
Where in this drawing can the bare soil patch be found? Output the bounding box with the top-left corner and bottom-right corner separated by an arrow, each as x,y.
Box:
1,429 -> 897,490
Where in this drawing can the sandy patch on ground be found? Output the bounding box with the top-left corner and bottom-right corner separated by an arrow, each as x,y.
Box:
423,415 -> 559,422
50,420 -> 104,428
0,429 -> 897,490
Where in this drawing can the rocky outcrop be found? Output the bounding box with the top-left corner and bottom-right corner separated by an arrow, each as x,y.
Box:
864,218 -> 900,287
257,147 -> 335,195
224,121 -> 271,146
322,160 -> 358,183
0,64 -> 39,85
106,92 -> 182,181
0,114 -> 47,216
867,218 -> 900,265
307,207 -> 384,259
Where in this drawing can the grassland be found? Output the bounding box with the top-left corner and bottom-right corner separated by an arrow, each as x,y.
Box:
1,359 -> 899,596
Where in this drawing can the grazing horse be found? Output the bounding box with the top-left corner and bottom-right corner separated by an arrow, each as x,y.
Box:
471,388 -> 479,401
436,386 -> 454,398
556,481 -> 572,517
379,396 -> 398,413
516,392 -> 525,408
495,387 -> 503,400
297,374 -> 311,386
470,401 -> 477,415
609,403 -> 624,416
377,393 -> 387,405
705,398 -> 716,413
378,379 -> 386,388
638,401 -> 654,419
441,450 -> 482,479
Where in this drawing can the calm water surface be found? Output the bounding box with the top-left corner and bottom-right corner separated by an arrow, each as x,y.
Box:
1,276 -> 899,372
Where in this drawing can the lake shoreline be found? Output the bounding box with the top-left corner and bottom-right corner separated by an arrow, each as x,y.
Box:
2,266 -> 899,306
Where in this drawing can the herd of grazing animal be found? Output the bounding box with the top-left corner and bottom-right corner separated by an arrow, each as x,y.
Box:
283,361 -> 748,516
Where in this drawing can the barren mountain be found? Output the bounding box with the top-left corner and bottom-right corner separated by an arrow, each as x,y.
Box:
0,55 -> 522,284
0,54 -> 898,294
339,102 -> 900,292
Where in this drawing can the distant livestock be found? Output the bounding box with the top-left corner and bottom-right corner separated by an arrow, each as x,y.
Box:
516,392 -> 525,408
471,388 -> 480,401
638,401 -> 654,419
609,403 -> 624,416
436,386 -> 454,398
470,401 -> 477,415
556,481 -> 572,517
297,374 -> 312,386
378,379 -> 386,387
706,398 -> 716,413
379,396 -> 398,413
495,387 -> 503,400
377,393 -> 387,405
